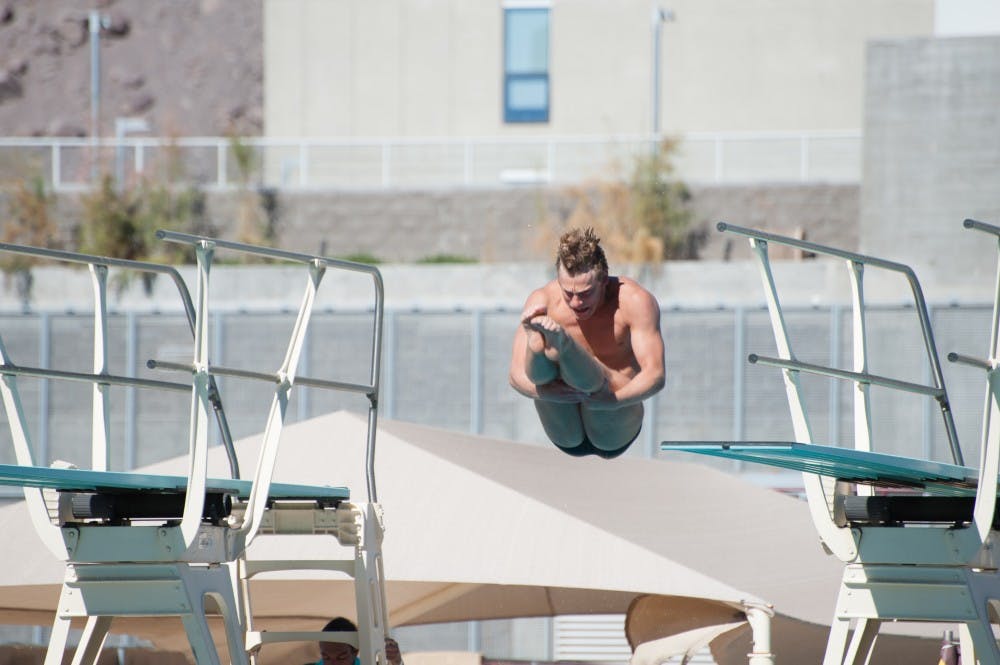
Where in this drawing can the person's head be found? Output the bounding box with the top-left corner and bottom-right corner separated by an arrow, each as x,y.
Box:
555,227 -> 609,320
319,617 -> 359,665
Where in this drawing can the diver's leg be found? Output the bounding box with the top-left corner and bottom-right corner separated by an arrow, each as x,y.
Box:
524,325 -> 560,385
580,403 -> 644,458
527,316 -> 606,393
533,400 -> 588,450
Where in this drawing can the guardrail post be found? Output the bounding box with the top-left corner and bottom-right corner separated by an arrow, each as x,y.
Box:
381,141 -> 391,188
470,309 -> 483,435
829,304 -> 841,446
125,311 -> 137,469
39,312 -> 51,466
733,305 -> 745,442
714,136 -> 724,182
299,141 -> 309,187
217,141 -> 227,188
464,140 -> 472,185
799,134 -> 809,181
212,310 -> 226,449
383,310 -> 396,418
51,143 -> 61,190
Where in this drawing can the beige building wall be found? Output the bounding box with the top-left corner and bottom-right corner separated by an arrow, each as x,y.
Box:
265,0 -> 933,139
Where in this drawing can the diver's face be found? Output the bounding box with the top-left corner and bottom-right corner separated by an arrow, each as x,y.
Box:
557,266 -> 605,320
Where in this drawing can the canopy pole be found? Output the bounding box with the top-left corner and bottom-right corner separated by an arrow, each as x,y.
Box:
744,602 -> 774,665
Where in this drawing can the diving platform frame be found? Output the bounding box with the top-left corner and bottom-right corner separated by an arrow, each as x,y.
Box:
664,220 -> 1000,664
0,233 -> 389,665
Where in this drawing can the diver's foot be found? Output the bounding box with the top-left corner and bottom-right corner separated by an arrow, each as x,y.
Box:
527,315 -> 569,362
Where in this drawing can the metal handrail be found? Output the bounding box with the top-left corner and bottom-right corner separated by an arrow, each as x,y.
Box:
0,242 -> 197,326
0,241 -> 242,478
719,221 -> 964,466
158,230 -> 385,504
148,360 -> 376,396
0,363 -> 189,393
748,354 -> 945,398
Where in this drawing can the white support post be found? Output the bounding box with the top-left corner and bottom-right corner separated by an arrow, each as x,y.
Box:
71,616 -> 113,665
958,623 -> 975,665
239,260 -> 325,542
181,242 -> 215,548
743,602 -> 774,665
44,615 -> 73,665
973,235 -> 1000,543
841,618 -> 879,665
89,264 -> 111,471
749,237 -> 856,561
0,336 -> 66,556
846,260 -> 874,497
354,503 -> 389,665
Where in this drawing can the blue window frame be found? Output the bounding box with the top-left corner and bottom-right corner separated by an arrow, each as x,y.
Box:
504,7 -> 550,123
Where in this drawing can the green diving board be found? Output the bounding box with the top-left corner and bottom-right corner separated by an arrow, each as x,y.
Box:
0,463 -> 349,503
661,442 -> 982,496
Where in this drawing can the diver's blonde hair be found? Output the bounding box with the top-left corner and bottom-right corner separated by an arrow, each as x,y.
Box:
556,227 -> 608,280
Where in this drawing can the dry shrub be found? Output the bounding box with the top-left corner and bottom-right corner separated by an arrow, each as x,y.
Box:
0,176 -> 60,266
537,138 -> 695,266
0,176 -> 61,302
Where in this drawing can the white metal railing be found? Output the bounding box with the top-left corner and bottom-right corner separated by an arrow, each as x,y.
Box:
0,131 -> 861,192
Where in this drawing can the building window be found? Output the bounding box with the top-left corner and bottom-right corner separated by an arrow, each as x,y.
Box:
504,6 -> 550,123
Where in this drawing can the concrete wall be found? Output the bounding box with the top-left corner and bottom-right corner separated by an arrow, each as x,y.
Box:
269,183 -> 861,263
264,0 -> 932,138
18,182 -> 859,265
861,35 -> 1000,288
210,183 -> 860,263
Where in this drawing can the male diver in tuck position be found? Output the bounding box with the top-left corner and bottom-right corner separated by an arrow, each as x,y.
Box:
509,227 -> 665,459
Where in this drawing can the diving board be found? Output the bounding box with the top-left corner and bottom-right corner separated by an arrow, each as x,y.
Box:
662,442 -> 979,495
0,462 -> 349,502
0,235 -> 390,665
661,220 -> 1000,665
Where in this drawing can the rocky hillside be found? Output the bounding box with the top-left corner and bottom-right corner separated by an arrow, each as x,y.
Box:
0,0 -> 262,137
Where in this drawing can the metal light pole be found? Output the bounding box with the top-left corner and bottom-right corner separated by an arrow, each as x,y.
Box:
650,5 -> 675,141
89,10 -> 108,179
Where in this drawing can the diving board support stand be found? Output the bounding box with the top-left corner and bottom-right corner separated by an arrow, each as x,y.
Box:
155,231 -> 390,665
0,236 -> 390,665
663,221 -> 1000,664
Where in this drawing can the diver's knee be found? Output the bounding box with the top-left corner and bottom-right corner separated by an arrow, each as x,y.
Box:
546,428 -> 585,448
535,411 -> 585,448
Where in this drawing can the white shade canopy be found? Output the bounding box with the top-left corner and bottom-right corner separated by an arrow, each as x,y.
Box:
0,411 -> 939,663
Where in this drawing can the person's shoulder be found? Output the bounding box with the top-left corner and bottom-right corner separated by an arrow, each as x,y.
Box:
615,276 -> 658,304
612,277 -> 661,325
526,280 -> 559,302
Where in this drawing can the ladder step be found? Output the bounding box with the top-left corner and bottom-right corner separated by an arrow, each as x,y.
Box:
244,559 -> 356,577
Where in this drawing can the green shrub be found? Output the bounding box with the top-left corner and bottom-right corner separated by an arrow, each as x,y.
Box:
417,254 -> 477,264
337,253 -> 381,265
